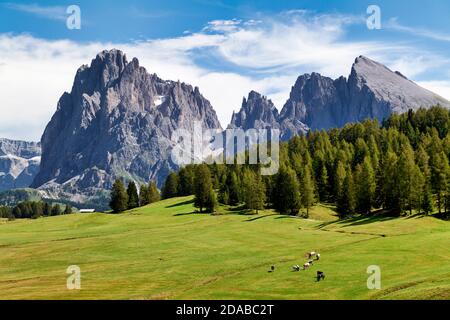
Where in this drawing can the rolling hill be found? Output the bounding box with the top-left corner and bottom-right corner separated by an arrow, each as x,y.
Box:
0,196 -> 449,300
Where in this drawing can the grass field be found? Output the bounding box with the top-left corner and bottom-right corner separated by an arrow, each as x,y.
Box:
0,196 -> 449,300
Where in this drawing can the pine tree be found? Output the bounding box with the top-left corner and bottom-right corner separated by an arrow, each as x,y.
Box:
126,181 -> 139,210
139,184 -> 150,206
109,179 -> 129,213
51,204 -> 62,216
301,166 -> 315,217
431,151 -> 450,214
337,168 -> 355,217
64,204 -> 73,215
205,189 -> 218,213
382,151 -> 400,213
397,145 -> 423,214
43,202 -> 51,216
335,162 -> 346,198
226,171 -> 241,206
178,166 -> 195,196
161,172 -> 179,199
355,156 -> 376,215
148,181 -> 160,203
31,202 -> 43,219
242,169 -> 266,214
274,166 -> 301,216
194,164 -> 214,213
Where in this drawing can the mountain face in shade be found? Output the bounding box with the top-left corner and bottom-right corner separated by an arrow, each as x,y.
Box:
228,91 -> 280,130
31,49 -> 221,208
278,56 -> 450,139
0,139 -> 41,191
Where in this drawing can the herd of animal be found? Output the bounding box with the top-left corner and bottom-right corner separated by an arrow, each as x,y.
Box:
270,251 -> 326,282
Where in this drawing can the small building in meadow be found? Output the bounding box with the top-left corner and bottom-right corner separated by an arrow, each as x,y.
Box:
79,209 -> 96,213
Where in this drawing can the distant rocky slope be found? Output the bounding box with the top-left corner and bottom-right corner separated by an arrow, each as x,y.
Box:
231,56 -> 450,140
31,49 -> 221,207
0,139 -> 41,191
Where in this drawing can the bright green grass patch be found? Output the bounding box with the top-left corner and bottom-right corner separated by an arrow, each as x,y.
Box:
0,196 -> 449,300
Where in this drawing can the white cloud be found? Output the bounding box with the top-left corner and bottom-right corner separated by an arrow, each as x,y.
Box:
1,11 -> 450,141
387,18 -> 450,42
3,3 -> 67,21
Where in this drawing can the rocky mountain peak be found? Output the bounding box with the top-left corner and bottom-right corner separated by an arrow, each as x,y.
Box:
277,55 -> 450,135
31,49 -> 221,209
229,90 -> 279,130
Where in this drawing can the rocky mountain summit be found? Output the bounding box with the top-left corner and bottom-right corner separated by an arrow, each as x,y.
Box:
232,56 -> 450,140
228,91 -> 280,130
31,49 -> 221,207
0,139 -> 41,191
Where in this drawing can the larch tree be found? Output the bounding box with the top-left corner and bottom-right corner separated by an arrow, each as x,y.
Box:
110,179 -> 129,213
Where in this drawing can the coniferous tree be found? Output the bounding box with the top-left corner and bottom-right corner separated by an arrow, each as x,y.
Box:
31,201 -> 43,219
337,168 -> 355,217
148,181 -> 160,203
382,151 -> 400,213
242,169 -> 266,214
301,166 -> 315,217
43,202 -> 51,216
127,181 -> 139,210
431,151 -> 450,214
161,172 -> 179,199
110,179 -> 129,213
139,184 -> 150,206
64,204 -> 73,215
226,171 -> 241,206
274,166 -> 301,216
205,189 -> 218,213
178,166 -> 195,196
397,145 -> 423,214
51,204 -> 62,216
194,164 -> 214,213
355,156 -> 376,215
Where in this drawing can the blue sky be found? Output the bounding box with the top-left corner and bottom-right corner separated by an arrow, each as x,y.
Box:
1,0 -> 450,140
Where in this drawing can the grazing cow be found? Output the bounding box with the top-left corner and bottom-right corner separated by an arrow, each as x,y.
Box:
271,265 -> 275,272
308,259 -> 314,265
292,265 -> 300,272
316,253 -> 321,261
303,263 -> 310,270
307,251 -> 317,259
317,271 -> 325,281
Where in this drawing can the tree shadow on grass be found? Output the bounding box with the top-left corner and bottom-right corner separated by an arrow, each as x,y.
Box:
165,199 -> 195,208
245,213 -> 280,222
316,214 -> 398,229
172,211 -> 199,217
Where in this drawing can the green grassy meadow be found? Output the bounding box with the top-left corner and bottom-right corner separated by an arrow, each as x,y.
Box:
0,196 -> 449,300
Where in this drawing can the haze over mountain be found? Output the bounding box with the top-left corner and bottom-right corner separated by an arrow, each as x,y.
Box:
231,56 -> 450,140
0,139 -> 41,192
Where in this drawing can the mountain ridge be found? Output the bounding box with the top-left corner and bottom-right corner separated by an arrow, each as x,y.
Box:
231,55 -> 450,140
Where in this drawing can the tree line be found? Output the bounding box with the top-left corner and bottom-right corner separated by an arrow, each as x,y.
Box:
109,180 -> 160,213
160,106 -> 450,218
0,201 -> 73,220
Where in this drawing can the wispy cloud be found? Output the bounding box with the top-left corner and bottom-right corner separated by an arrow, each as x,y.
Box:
387,17 -> 450,42
3,3 -> 67,21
